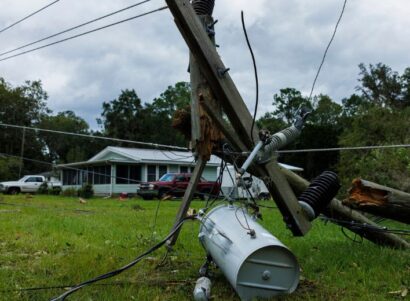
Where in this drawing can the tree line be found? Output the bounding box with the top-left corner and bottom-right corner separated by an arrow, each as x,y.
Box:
1,63 -> 409,192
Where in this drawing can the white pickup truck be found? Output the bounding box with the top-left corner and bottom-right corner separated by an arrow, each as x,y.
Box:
0,175 -> 62,194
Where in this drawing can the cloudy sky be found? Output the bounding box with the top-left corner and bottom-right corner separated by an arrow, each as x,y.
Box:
1,0 -> 409,129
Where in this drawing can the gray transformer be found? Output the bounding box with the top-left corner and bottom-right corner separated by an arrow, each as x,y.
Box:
199,205 -> 300,301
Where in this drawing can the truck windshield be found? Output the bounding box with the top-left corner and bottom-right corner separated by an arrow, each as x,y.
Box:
159,173 -> 175,182
18,176 -> 29,182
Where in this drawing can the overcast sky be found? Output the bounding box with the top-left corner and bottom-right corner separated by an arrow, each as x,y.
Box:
1,0 -> 409,129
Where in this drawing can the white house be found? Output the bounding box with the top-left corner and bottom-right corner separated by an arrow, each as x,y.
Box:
58,146 -> 221,196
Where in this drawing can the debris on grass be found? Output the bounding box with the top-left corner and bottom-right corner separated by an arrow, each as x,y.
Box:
388,288 -> 408,298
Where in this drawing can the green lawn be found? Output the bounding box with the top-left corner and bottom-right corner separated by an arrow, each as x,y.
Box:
0,195 -> 408,301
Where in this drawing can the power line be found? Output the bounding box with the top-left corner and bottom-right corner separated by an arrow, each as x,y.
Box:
0,123 -> 187,151
0,0 -> 61,35
0,0 -> 152,57
241,11 -> 259,146
308,0 -> 348,101
49,216 -> 196,301
278,144 -> 410,154
0,6 -> 168,63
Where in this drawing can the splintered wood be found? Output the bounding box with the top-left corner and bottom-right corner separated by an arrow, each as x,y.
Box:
344,178 -> 410,224
172,106 -> 192,141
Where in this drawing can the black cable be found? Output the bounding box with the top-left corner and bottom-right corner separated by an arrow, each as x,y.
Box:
308,0 -> 348,101
49,216 -> 196,301
0,6 -> 168,63
341,226 -> 363,244
0,0 -> 151,57
150,195 -> 164,238
241,11 -> 259,145
320,216 -> 410,236
0,0 -> 61,34
1,280 -> 192,294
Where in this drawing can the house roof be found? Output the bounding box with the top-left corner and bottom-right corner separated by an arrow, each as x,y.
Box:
88,146 -> 221,166
57,146 -> 303,172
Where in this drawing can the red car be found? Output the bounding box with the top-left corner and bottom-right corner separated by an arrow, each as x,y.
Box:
138,173 -> 220,200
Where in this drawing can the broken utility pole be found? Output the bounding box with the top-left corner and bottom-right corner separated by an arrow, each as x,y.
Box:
344,178 -> 410,225
166,0 -> 312,239
167,3 -> 223,247
165,0 -> 408,249
281,168 -> 410,249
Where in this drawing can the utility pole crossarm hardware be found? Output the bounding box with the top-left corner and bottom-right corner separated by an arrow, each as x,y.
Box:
166,0 -> 256,149
166,0 -> 312,236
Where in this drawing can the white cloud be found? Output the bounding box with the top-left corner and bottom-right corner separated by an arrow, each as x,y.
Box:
0,0 -> 409,128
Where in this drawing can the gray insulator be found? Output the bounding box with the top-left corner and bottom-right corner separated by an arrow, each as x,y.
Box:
191,0 -> 215,16
264,125 -> 301,154
193,277 -> 212,301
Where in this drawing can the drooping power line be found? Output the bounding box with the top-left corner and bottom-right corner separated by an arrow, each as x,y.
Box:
0,0 -> 61,35
308,0 -> 348,101
278,144 -> 410,154
0,6 -> 168,63
0,0 -> 152,57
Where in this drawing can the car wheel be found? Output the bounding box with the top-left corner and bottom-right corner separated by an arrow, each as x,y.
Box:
158,189 -> 169,200
258,192 -> 270,200
8,187 -> 20,195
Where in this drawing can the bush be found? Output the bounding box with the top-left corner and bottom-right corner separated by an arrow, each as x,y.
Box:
49,187 -> 62,195
78,184 -> 94,199
37,182 -> 49,194
62,188 -> 78,197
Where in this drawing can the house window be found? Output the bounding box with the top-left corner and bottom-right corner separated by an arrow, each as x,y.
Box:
147,165 -> 157,181
63,169 -> 80,185
116,165 -> 128,184
129,165 -> 141,184
159,165 -> 168,178
180,166 -> 192,173
103,166 -> 111,184
116,165 -> 141,184
92,166 -> 111,185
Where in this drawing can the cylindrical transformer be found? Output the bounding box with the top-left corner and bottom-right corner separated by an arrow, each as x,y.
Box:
199,205 -> 300,301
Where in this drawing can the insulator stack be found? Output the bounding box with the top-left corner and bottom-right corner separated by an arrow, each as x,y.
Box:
191,0 -> 215,16
264,125 -> 301,154
298,171 -> 340,219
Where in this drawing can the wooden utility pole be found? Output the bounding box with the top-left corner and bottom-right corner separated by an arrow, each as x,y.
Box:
166,0 -> 311,237
281,168 -> 410,249
165,0 -> 408,249
344,179 -> 410,224
168,7 -> 223,247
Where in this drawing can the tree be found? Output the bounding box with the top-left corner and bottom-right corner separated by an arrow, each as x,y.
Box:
259,89 -> 342,179
39,111 -> 90,163
256,112 -> 286,134
337,106 -> 410,192
98,82 -> 191,147
341,94 -> 370,118
0,78 -> 50,175
357,63 -> 409,108
98,89 -> 145,142
148,82 -> 191,118
271,88 -> 312,124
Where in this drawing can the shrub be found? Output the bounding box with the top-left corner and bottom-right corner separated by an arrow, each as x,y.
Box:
49,187 -> 62,195
78,184 -> 94,199
38,182 -> 49,194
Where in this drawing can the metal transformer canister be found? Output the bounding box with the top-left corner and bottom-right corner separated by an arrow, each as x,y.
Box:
199,205 -> 300,301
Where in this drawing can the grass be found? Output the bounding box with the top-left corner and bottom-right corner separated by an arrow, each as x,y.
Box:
0,194 -> 408,301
